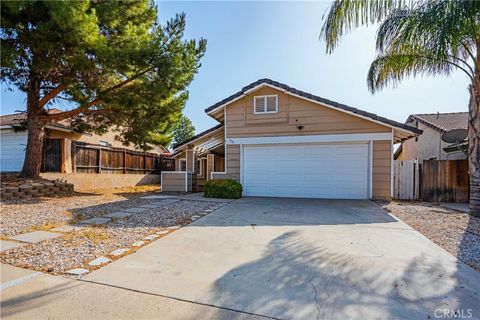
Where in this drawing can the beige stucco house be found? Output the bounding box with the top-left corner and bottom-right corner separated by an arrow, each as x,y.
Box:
167,79 -> 421,199
394,112 -> 468,162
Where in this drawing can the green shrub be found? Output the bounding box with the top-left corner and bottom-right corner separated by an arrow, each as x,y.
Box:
204,179 -> 243,199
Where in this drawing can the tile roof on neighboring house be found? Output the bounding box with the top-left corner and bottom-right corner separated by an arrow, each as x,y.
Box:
407,112 -> 468,133
205,78 -> 422,135
0,109 -> 74,131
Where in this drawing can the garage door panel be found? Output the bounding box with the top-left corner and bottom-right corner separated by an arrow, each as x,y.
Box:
0,131 -> 27,172
243,143 -> 368,199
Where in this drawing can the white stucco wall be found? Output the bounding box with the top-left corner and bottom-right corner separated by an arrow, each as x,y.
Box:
397,123 -> 467,161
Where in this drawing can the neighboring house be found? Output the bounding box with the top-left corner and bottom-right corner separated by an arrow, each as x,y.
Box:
0,109 -> 169,173
394,112 -> 468,161
169,79 -> 420,199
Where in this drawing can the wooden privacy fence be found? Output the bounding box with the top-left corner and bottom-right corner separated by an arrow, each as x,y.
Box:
41,138 -> 63,173
393,159 -> 468,203
73,141 -> 175,174
393,160 -> 420,201
420,159 -> 469,203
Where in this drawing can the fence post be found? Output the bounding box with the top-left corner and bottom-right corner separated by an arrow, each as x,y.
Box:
123,149 -> 127,174
98,148 -> 102,174
143,154 -> 146,174
72,141 -> 77,173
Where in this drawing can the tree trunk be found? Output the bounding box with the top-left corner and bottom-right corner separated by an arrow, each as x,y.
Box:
19,77 -> 45,179
469,71 -> 480,216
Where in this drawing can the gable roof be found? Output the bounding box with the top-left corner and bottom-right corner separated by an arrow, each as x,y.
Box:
205,78 -> 422,135
172,123 -> 223,150
406,112 -> 468,133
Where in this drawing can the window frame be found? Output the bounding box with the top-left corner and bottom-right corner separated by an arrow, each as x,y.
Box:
196,158 -> 204,177
179,158 -> 187,172
253,94 -> 278,114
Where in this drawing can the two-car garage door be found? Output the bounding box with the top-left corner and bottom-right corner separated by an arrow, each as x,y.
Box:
243,144 -> 369,199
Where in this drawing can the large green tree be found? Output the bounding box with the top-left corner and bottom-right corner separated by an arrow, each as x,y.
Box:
321,0 -> 480,215
1,1 -> 206,178
172,115 -> 195,146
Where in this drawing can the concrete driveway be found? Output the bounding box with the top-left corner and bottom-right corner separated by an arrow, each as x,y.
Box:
81,197 -> 480,320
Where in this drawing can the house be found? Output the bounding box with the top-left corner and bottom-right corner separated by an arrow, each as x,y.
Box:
394,112 -> 468,161
0,109 -> 169,173
166,79 -> 421,199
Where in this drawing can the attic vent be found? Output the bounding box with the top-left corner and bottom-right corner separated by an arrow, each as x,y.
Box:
254,95 -> 278,114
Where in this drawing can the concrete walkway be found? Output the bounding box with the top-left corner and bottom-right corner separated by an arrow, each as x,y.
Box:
0,264 -> 260,319
2,198 -> 479,319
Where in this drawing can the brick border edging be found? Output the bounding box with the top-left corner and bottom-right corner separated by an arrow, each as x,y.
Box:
0,181 -> 74,201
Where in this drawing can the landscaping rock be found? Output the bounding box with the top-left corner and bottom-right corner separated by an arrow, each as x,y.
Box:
160,199 -> 180,205
143,234 -> 159,241
88,256 -> 111,266
5,187 -> 18,193
132,241 -> 145,247
110,248 -> 129,257
66,268 -> 89,276
51,225 -> 85,233
139,204 -> 162,209
2,192 -> 13,200
122,207 -> 148,214
1,198 -> 217,274
19,185 -> 33,192
31,183 -> 44,190
11,231 -> 61,244
155,230 -> 169,235
79,217 -> 111,225
0,240 -> 23,252
104,211 -> 134,219
166,225 -> 181,230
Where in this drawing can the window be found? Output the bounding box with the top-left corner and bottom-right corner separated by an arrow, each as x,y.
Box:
179,159 -> 186,171
254,95 -> 278,114
196,159 -> 205,177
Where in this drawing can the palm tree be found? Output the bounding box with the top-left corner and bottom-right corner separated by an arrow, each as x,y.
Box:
321,0 -> 480,215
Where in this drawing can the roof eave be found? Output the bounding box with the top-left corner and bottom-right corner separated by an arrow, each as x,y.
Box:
172,124 -> 224,150
204,79 -> 421,136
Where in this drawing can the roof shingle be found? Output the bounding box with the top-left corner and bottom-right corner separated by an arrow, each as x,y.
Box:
0,109 -> 74,130
407,112 -> 468,133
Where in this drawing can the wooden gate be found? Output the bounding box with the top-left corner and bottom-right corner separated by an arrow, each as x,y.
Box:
41,138 -> 62,172
393,160 -> 419,200
420,159 -> 469,203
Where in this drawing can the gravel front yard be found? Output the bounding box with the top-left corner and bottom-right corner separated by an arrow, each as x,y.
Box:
1,199 -> 216,274
379,201 -> 480,270
0,187 -> 160,237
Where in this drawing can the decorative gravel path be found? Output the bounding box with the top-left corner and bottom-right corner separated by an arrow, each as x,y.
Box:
378,201 -> 480,271
0,188 -> 160,237
0,199 -> 217,275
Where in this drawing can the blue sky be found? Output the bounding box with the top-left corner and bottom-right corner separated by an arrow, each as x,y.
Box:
1,1 -> 470,134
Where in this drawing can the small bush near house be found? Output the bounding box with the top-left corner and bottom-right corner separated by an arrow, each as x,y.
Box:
204,179 -> 242,199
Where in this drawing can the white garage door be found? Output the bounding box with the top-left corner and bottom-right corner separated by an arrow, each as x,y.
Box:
0,130 -> 27,172
243,144 -> 369,199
